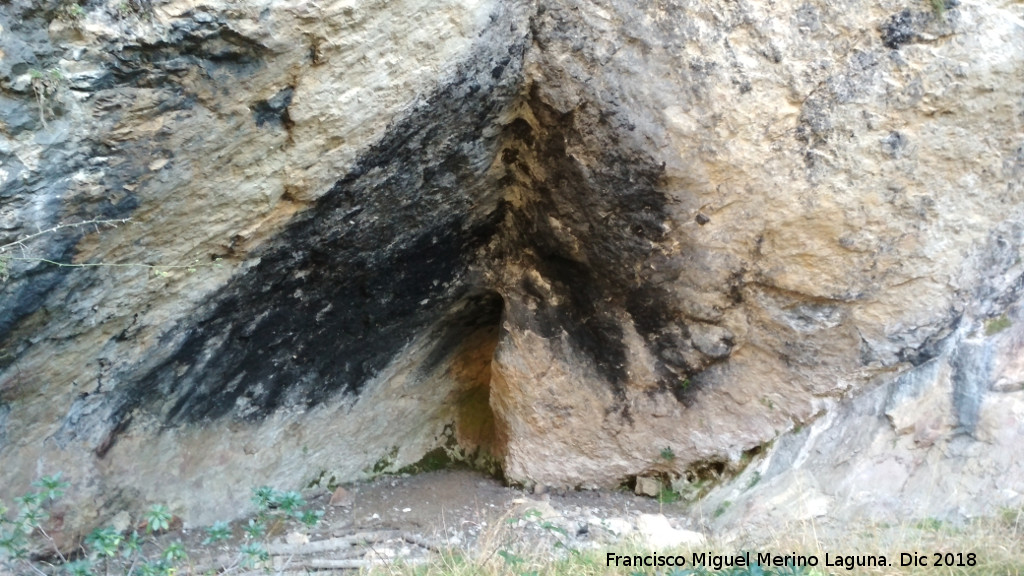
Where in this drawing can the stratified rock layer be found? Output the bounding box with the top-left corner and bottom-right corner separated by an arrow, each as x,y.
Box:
1,0 -> 1022,529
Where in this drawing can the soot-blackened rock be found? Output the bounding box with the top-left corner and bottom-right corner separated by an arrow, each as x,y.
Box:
493,89 -> 731,399
881,10 -> 920,50
252,86 -> 294,128
110,40 -> 527,430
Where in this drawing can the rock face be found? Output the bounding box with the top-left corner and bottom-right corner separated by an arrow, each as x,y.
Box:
1,0 -> 1023,529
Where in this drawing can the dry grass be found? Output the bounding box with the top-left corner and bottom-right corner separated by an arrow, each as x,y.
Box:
734,511 -> 1024,576
365,507 -> 1024,576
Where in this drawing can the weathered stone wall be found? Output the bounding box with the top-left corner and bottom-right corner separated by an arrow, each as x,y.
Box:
1,0 -> 532,527
1,0 -> 1022,530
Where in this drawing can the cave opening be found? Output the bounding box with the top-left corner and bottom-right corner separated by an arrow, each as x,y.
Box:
410,290 -> 506,476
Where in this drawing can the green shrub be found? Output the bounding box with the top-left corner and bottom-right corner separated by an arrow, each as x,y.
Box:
0,474 -> 324,575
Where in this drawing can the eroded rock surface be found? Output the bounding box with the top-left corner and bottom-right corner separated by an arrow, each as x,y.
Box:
1,0 -> 1023,530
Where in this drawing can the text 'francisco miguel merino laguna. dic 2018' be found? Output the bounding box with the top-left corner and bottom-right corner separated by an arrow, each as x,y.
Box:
605,551 -> 912,571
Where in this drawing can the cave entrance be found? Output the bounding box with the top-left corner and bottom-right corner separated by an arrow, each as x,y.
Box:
418,290 -> 505,475
449,291 -> 503,472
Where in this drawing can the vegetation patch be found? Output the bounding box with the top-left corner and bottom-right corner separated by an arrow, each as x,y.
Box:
397,423 -> 504,478
4,473 -> 1024,576
985,315 -> 1012,336
365,445 -> 401,475
0,474 -> 324,575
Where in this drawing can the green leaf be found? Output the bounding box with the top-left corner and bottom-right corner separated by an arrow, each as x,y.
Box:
15,492 -> 43,509
273,490 -> 305,514
239,542 -> 268,569
161,541 -> 187,563
497,550 -> 524,565
145,504 -> 172,534
123,530 -> 142,556
243,518 -> 265,539
33,473 -> 70,502
63,559 -> 95,576
136,559 -> 172,576
539,521 -> 567,536
17,505 -> 49,529
251,486 -> 277,511
657,487 -> 682,504
298,509 -> 324,527
85,526 -> 122,558
0,529 -> 28,559
202,521 -> 231,545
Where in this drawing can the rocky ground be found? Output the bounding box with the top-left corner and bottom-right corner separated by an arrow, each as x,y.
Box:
173,468 -> 1024,576
8,466 -> 1024,575
161,468 -> 705,574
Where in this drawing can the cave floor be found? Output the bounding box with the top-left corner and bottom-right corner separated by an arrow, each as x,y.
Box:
167,468 -> 695,574
59,468 -> 1024,575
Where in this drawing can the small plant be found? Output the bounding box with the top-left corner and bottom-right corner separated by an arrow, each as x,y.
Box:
298,508 -> 325,527
657,486 -> 682,504
59,2 -> 86,22
247,484 -> 324,543
202,521 -> 231,545
497,549 -> 525,566
986,315 -> 1012,336
160,541 -> 187,563
366,445 -> 400,475
114,0 -> 151,19
491,507 -> 580,575
274,490 -> 305,515
243,517 -> 266,539
34,473 -> 70,502
712,500 -> 732,519
64,559 -> 95,575
0,473 -> 70,573
116,1 -> 135,17
251,485 -> 277,510
1,474 -> 325,575
660,446 -> 676,462
85,526 -> 123,557
144,504 -> 172,533
28,67 -> 63,127
999,505 -> 1022,528
239,542 -> 268,569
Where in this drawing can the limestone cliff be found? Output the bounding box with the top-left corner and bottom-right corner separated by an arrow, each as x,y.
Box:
1,0 -> 1022,529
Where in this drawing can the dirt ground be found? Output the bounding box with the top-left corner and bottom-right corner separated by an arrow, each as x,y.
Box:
333,468 -> 681,539
171,468 -> 701,574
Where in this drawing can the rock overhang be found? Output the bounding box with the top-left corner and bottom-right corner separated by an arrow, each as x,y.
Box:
93,7 -> 740,477
0,0 -> 1023,527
